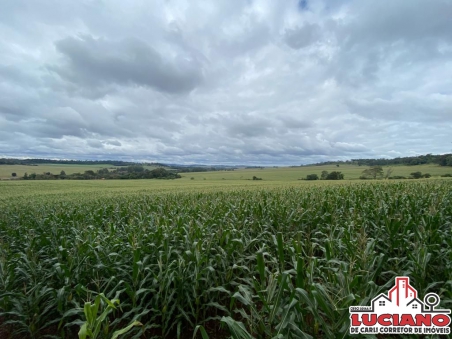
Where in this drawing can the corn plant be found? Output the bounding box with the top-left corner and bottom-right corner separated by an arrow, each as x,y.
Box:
70,293 -> 142,339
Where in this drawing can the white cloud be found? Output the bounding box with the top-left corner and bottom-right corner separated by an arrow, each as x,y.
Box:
0,0 -> 451,165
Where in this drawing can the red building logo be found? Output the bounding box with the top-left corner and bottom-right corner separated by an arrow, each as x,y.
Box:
388,277 -> 417,307
349,276 -> 451,335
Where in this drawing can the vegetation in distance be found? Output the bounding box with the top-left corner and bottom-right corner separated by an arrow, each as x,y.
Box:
303,171 -> 344,180
303,152 -> 452,167
2,151 -> 452,173
3,163 -> 452,182
3,152 -> 452,180
4,152 -> 452,168
302,166 -> 452,181
21,165 -> 181,180
1,180 -> 451,338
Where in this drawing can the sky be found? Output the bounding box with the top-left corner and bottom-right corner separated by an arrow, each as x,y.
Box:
1,0 -> 451,165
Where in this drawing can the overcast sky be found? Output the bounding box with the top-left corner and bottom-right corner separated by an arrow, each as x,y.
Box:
1,0 -> 451,165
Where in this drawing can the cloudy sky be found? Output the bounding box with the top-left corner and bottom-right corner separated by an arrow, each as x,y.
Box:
1,0 -> 451,165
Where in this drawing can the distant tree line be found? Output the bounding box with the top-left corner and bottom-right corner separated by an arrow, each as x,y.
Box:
22,166 -> 181,180
353,154 -> 452,167
0,158 -> 240,173
304,153 -> 452,167
302,166 -> 448,181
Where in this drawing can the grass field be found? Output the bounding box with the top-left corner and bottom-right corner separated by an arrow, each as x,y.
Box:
1,174 -> 451,203
1,178 -> 451,338
180,164 -> 452,181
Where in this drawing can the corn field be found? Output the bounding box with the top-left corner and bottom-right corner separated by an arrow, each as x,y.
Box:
1,181 -> 451,338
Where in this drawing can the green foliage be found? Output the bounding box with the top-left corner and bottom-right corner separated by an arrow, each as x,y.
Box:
435,154 -> 452,166
97,168 -> 109,175
0,182 -> 452,338
314,152 -> 452,167
410,171 -> 423,179
220,317 -> 254,339
305,174 -> 318,180
76,293 -> 141,339
325,171 -> 344,180
22,166 -> 181,180
252,176 -> 262,180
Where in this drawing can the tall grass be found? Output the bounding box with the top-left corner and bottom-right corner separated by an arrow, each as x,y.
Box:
0,181 -> 451,338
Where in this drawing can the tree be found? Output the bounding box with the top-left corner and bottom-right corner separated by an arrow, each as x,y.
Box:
448,157 -> 452,166
97,168 -> 109,175
321,171 -> 329,180
326,171 -> 344,180
127,165 -> 144,173
306,174 -> 319,180
384,167 -> 394,179
150,168 -> 170,178
360,166 -> 384,179
11,173 -> 16,177
423,173 -> 431,178
23,172 -> 28,180
410,172 -> 423,179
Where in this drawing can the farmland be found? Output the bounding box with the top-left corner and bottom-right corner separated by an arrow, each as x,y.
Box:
2,163 -> 452,181
179,164 -> 452,181
1,179 -> 452,338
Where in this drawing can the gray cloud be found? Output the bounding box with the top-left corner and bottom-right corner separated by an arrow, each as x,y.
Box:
51,35 -> 205,95
284,24 -> 321,49
0,0 -> 451,165
104,140 -> 122,146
